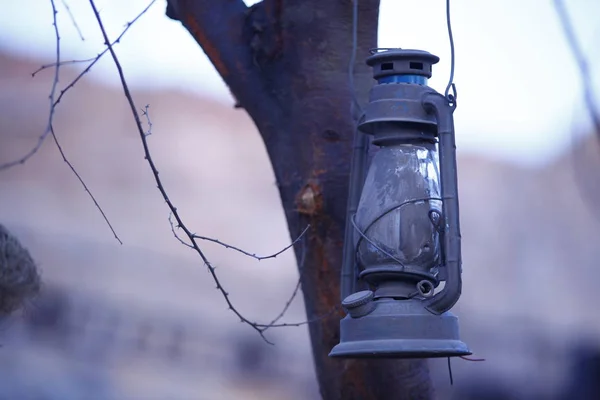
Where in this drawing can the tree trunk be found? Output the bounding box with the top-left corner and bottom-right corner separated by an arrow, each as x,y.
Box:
166,1 -> 434,398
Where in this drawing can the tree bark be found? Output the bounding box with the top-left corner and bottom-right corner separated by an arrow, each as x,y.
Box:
167,1 -> 434,398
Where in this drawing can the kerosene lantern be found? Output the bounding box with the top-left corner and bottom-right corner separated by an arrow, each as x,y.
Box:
330,49 -> 471,358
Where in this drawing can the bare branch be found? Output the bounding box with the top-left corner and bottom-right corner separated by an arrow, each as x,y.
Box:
165,0 -> 280,115
165,0 -> 249,80
170,212 -> 309,262
1,0 -> 156,170
50,126 -> 122,244
171,211 -> 316,332
254,306 -> 340,329
191,224 -> 310,261
0,2 -> 118,249
91,0 -> 321,341
5,0 -> 157,244
10,0 -> 152,244
60,0 -> 85,41
554,0 -> 600,136
88,0 -> 277,343
51,0 -> 157,110
266,273 -> 303,325
169,205 -> 320,334
0,0 -> 61,171
262,234 -> 307,329
554,0 -> 600,224
252,231 -> 341,332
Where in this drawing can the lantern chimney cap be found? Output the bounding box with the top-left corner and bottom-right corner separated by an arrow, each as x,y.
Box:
367,48 -> 440,80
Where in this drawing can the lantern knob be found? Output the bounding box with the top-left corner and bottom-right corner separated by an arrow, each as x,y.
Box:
342,290 -> 375,318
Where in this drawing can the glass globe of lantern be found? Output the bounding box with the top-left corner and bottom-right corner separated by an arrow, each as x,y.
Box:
355,141 -> 443,298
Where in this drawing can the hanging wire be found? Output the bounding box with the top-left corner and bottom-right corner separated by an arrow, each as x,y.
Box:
349,0 -> 363,120
448,357 -> 454,385
444,0 -> 457,107
444,0 -> 486,377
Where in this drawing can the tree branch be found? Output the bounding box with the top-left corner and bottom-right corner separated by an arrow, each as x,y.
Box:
553,0 -> 600,224
21,0 -> 156,245
192,225 -> 310,261
88,0 -> 268,341
59,0 -> 85,41
553,0 -> 600,137
89,0 -> 318,341
50,126 -> 122,244
0,0 -> 61,171
167,0 -> 248,79
165,0 -> 268,110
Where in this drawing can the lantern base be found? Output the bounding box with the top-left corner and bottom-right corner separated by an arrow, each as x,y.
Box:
329,297 -> 471,359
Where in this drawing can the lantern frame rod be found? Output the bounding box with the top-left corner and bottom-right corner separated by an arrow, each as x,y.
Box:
422,91 -> 462,315
340,126 -> 370,302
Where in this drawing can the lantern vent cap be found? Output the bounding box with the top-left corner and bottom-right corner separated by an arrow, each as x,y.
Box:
367,48 -> 440,80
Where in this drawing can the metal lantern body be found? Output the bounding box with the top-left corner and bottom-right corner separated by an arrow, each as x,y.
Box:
330,49 -> 471,358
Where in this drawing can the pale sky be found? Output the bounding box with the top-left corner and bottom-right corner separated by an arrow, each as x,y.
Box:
1,0 -> 598,166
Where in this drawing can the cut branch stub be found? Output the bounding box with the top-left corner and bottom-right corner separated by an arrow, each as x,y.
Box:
296,182 -> 324,216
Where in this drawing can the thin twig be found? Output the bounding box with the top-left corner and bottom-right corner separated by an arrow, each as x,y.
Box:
170,210 -> 325,331
0,0 -> 61,170
1,0 -> 156,170
553,0 -> 600,224
265,277 -> 303,326
60,0 -> 85,41
192,225 -> 310,261
171,210 -> 317,332
168,213 -> 193,249
255,238 -> 342,331
170,212 -> 310,263
349,0 -> 362,120
254,306 -> 340,329
261,232 -> 307,330
141,104 -> 153,136
52,0 -> 157,110
88,0 -> 321,342
554,0 -> 600,136
87,0 -> 273,343
50,126 -> 122,244
169,213 -> 318,332
32,57 -> 97,77
22,0 -> 156,244
172,211 -> 330,331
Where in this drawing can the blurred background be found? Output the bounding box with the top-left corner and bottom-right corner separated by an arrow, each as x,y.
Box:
0,0 -> 599,399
